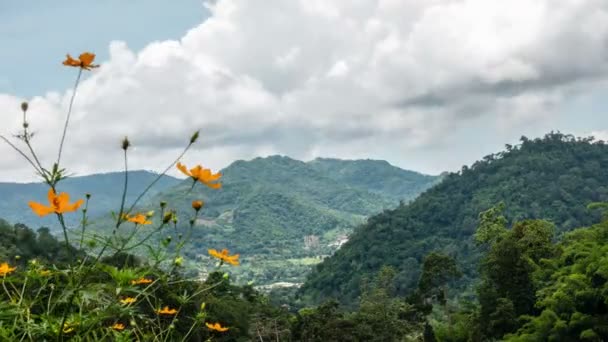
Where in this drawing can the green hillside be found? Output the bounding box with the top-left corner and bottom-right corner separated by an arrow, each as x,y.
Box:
308,157 -> 440,201
133,155 -> 439,287
0,170 -> 180,230
300,132 -> 608,305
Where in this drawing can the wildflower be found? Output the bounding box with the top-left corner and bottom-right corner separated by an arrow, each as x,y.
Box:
192,200 -> 204,211
111,323 -> 125,331
29,189 -> 84,217
120,297 -> 136,305
62,52 -> 99,70
156,306 -> 178,315
130,277 -> 152,285
176,162 -> 222,189
0,263 -> 16,276
208,249 -> 240,266
123,213 -> 152,225
206,322 -> 229,332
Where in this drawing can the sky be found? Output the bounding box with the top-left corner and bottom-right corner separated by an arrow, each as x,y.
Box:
1,0 -> 608,182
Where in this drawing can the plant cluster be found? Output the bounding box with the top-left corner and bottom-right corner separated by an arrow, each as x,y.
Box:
0,52 -> 237,341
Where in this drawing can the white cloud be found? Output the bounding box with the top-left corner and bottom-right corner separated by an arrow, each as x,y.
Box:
1,0 -> 608,181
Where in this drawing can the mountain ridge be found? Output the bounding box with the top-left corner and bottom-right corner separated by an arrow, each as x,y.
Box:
300,132 -> 608,305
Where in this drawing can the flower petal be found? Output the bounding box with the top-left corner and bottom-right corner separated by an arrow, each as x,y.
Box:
29,202 -> 55,217
176,163 -> 191,177
78,52 -> 96,65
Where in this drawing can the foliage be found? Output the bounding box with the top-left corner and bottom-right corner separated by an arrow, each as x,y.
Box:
301,132 -> 608,305
505,218 -> 608,341
291,266 -> 426,341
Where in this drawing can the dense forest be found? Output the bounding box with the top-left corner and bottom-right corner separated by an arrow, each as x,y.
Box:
3,205 -> 606,340
301,132 -> 608,305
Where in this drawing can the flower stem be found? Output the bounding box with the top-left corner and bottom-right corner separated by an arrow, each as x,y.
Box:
56,68 -> 82,166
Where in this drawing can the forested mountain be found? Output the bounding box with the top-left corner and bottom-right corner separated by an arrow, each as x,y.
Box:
300,132 -> 608,305
0,171 -> 180,229
133,155 -> 439,286
308,158 -> 441,201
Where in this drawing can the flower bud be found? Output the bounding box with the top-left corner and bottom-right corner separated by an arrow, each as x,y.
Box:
174,256 -> 184,267
160,201 -> 167,209
85,193 -> 91,199
192,200 -> 203,212
121,137 -> 130,150
21,102 -> 28,112
163,212 -> 172,224
190,130 -> 200,144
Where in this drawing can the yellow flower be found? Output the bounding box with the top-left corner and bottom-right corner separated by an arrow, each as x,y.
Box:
192,200 -> 204,211
130,277 -> 153,285
39,270 -> 52,277
29,189 -> 84,217
111,323 -> 125,331
120,297 -> 136,305
62,322 -> 78,334
0,263 -> 16,276
206,322 -> 229,332
177,162 -> 222,189
123,213 -> 152,225
156,306 -> 178,315
208,249 -> 240,266
62,52 -> 99,70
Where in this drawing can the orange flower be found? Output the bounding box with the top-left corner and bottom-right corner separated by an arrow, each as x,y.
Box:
123,213 -> 152,225
29,189 -> 84,217
208,249 -> 240,266
131,277 -> 153,285
206,322 -> 229,332
192,200 -> 204,211
156,306 -> 178,315
111,323 -> 125,331
62,52 -> 99,70
0,262 -> 16,276
120,297 -> 136,305
177,162 -> 222,189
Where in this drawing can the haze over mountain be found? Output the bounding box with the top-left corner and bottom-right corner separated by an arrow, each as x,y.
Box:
0,170 -> 180,229
300,132 -> 608,305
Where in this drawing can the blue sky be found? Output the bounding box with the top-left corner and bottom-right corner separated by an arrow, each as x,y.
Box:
1,0 -> 608,181
0,0 -> 207,96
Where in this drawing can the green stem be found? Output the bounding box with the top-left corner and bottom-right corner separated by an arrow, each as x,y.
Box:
57,68 -> 82,166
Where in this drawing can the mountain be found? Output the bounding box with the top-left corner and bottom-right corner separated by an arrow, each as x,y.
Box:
308,158 -> 441,202
134,155 -> 439,286
299,132 -> 608,305
0,170 -> 181,229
